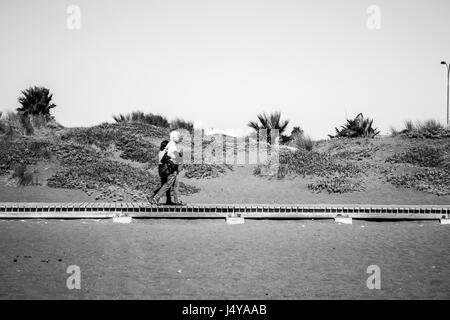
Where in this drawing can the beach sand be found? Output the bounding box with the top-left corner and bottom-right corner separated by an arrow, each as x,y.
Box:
0,218 -> 449,299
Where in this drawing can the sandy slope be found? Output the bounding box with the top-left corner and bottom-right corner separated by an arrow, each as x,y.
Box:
1,128 -> 449,205
1,165 -> 449,205
183,166 -> 450,205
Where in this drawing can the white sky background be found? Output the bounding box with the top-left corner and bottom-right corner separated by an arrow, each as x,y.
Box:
0,0 -> 449,139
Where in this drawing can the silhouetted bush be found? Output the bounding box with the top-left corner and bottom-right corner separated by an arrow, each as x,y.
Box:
293,135 -> 314,151
394,119 -> 450,138
113,111 -> 170,128
329,113 -> 380,138
17,86 -> 56,116
283,126 -> 303,145
248,112 -> 289,144
170,118 -> 194,133
404,120 -> 415,132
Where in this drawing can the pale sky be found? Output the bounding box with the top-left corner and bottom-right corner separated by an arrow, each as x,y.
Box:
1,0 -> 449,139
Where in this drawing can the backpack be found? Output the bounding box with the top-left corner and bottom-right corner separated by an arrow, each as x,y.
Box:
160,150 -> 178,175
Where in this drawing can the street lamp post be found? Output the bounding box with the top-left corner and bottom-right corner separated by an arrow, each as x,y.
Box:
441,61 -> 450,126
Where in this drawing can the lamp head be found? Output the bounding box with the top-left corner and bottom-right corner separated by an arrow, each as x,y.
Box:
441,61 -> 447,65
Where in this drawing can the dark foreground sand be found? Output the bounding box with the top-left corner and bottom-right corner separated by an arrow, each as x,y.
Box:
0,219 -> 449,299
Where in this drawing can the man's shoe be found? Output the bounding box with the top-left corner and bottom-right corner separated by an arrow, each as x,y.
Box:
147,196 -> 158,205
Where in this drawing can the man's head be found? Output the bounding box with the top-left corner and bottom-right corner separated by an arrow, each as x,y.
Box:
170,130 -> 183,143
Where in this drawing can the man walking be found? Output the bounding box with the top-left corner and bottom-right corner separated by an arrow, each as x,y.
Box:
150,130 -> 184,205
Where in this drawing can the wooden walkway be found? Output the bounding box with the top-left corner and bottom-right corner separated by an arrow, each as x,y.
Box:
0,202 -> 449,220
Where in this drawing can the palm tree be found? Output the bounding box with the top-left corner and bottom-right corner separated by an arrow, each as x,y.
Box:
17,86 -> 56,116
248,112 -> 290,144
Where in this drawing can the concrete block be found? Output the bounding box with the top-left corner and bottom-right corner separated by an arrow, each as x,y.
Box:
113,216 -> 132,224
226,213 -> 245,224
335,215 -> 352,224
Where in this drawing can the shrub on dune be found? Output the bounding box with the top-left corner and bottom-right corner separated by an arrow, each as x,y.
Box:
387,145 -> 445,168
47,142 -> 199,199
272,148 -> 364,193
183,164 -> 232,179
0,112 -> 22,136
277,149 -> 361,179
293,135 -> 314,151
61,123 -> 162,164
417,119 -> 444,132
113,111 -> 170,128
385,168 -> 450,196
19,113 -> 34,135
307,177 -> 364,194
17,86 -> 56,117
11,164 -> 37,187
404,120 -> 415,132
284,126 -> 314,151
391,119 -> 450,138
3,98 -> 62,136
112,114 -> 127,123
329,113 -> 380,138
0,139 -> 52,175
248,111 -> 290,144
170,118 -> 194,133
0,112 -> 6,134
